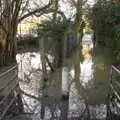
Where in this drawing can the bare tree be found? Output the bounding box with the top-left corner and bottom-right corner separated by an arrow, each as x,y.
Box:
0,0 -> 55,66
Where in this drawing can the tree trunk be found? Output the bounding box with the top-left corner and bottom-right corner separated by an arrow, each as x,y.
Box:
74,48 -> 80,83
75,0 -> 84,46
63,32 -> 68,62
40,37 -> 47,80
54,39 -> 63,68
4,38 -> 16,65
0,26 -> 17,66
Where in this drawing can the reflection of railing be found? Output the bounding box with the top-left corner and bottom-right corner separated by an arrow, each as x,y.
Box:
107,63 -> 120,119
0,65 -> 21,120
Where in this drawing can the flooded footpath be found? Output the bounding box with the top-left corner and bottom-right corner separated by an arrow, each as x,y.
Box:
0,34 -> 115,120
9,34 -> 114,120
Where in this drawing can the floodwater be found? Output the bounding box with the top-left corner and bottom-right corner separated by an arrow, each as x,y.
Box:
14,34 -> 113,120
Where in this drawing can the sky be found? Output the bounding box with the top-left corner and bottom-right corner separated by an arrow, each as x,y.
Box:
28,0 -> 96,20
18,0 -> 96,34
87,0 -> 96,5
59,0 -> 95,20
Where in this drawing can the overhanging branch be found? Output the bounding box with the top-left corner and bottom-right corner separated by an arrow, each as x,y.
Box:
18,0 -> 53,22
35,9 -> 67,21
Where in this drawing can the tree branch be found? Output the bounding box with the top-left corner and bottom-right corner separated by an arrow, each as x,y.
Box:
83,0 -> 88,5
12,0 -> 22,22
19,0 -> 29,18
45,55 -> 54,72
35,9 -> 67,21
20,89 -> 41,101
0,21 -> 7,33
18,0 -> 53,22
71,0 -> 77,7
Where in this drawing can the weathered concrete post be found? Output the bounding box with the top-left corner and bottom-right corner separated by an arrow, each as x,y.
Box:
61,32 -> 69,96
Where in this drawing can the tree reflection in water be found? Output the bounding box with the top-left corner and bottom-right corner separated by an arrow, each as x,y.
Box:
80,44 -> 94,88
15,40 -> 108,119
69,42 -> 107,120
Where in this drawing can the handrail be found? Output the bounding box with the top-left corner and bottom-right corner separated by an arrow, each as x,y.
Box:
0,97 -> 16,120
110,84 -> 120,101
111,64 -> 120,74
0,73 -> 17,93
0,82 -> 18,106
0,65 -> 17,78
0,65 -> 18,120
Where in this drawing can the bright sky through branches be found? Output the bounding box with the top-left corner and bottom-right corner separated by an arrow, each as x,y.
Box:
87,0 -> 95,5
28,0 -> 95,20
59,0 -> 95,20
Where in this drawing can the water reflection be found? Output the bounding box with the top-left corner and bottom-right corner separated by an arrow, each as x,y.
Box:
68,34 -> 107,119
80,45 -> 94,87
69,80 -> 107,120
14,34 -> 109,120
16,52 -> 54,113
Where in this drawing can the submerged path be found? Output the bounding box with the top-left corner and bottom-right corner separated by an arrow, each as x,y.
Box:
1,35 -> 114,120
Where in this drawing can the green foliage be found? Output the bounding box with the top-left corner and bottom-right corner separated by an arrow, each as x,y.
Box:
37,17 -> 68,40
37,17 -> 69,56
92,2 -> 120,60
83,6 -> 93,34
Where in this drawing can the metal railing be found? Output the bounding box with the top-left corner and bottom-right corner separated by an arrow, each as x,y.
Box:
0,65 -> 20,120
107,63 -> 120,120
